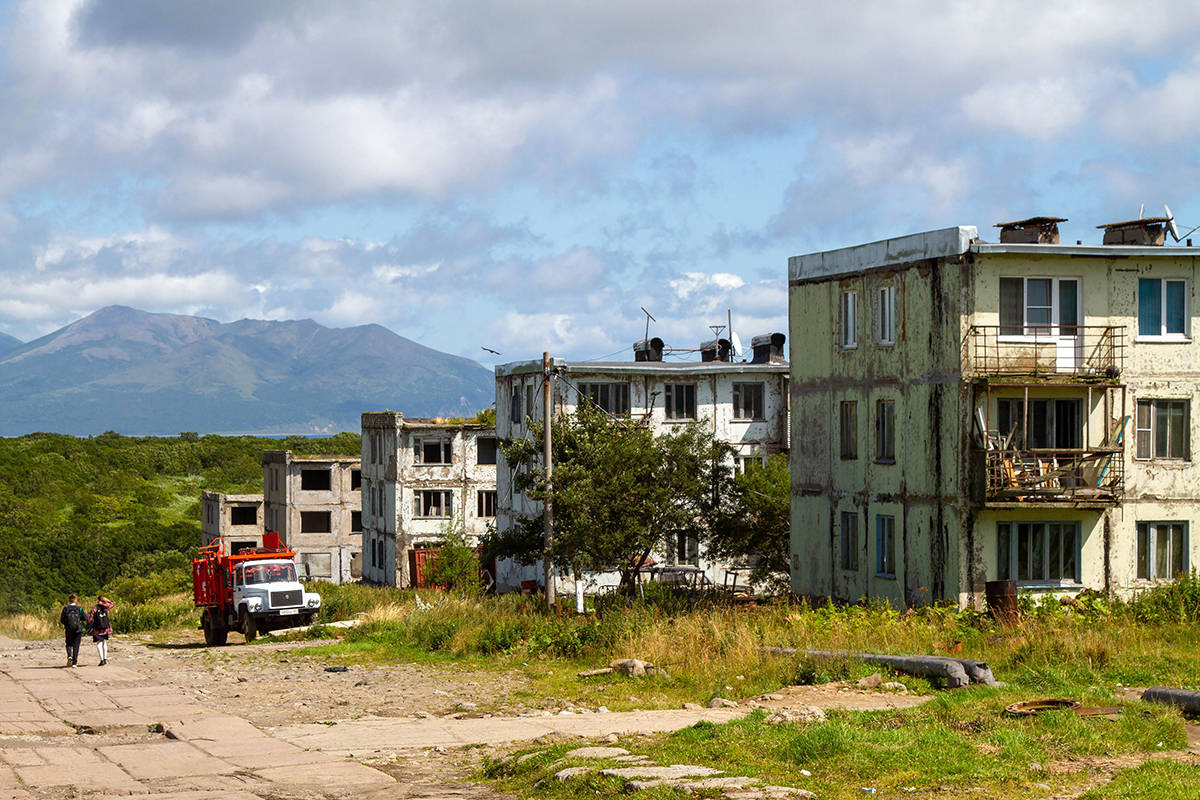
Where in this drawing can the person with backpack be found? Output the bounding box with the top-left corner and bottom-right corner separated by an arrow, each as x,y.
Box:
87,595 -> 115,666
59,594 -> 88,667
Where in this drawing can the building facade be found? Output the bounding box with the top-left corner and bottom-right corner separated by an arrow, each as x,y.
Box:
494,334 -> 790,593
359,413 -> 498,587
261,451 -> 362,583
199,491 -> 265,554
788,221 -> 1200,608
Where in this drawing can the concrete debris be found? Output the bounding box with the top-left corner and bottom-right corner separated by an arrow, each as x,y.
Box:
708,697 -> 739,708
600,764 -> 725,780
881,682 -> 908,693
566,746 -> 629,759
553,766 -> 592,781
855,673 -> 883,689
766,706 -> 827,725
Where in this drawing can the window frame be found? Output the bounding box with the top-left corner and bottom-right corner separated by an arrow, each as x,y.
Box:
664,383 -> 697,420
414,489 -> 453,518
476,437 -> 498,465
996,521 -> 1081,586
1137,278 -> 1190,341
839,400 -> 858,460
732,382 -> 765,421
1136,521 -> 1189,582
415,438 -> 453,465
874,398 -> 895,463
1135,399 -> 1190,461
579,381 -> 631,415
874,285 -> 896,346
998,276 -> 1081,339
875,514 -> 895,578
840,290 -> 858,349
840,511 -> 859,571
476,490 -> 497,518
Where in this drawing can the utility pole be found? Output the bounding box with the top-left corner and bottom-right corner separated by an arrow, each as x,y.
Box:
542,351 -> 556,609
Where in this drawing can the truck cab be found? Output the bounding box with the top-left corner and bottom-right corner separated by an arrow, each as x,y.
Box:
233,559 -> 321,641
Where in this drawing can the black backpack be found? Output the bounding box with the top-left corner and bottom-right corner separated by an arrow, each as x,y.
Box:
65,606 -> 86,634
91,607 -> 109,632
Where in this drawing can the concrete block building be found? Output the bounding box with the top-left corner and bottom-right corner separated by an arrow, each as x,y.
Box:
494,333 -> 790,593
262,451 -> 362,583
199,491 -> 264,554
788,219 -> 1200,608
359,413 -> 498,587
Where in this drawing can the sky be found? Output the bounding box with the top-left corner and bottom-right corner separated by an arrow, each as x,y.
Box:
4,1 -> 1200,366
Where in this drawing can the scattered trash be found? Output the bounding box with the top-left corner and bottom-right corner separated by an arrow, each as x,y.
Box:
324,666 -> 349,673
1142,686 -> 1200,714
1003,699 -> 1082,717
799,769 -> 812,777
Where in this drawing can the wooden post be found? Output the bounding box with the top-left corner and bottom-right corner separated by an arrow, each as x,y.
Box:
542,352 -> 555,609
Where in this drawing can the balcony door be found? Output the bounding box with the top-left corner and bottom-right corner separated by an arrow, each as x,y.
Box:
999,277 -> 1081,371
997,398 -> 1082,450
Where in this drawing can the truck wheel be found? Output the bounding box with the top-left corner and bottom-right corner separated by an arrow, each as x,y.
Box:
202,609 -> 228,646
241,609 -> 258,643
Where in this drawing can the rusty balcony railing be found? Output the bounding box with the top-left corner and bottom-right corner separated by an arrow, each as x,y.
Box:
964,325 -> 1125,380
985,448 -> 1124,503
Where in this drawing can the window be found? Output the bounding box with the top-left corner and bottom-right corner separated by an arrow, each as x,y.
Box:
840,290 -> 858,348
300,511 -> 331,533
510,389 -> 522,423
840,401 -> 858,460
996,522 -> 1079,584
351,511 -> 362,532
415,490 -> 453,518
300,468 -> 331,491
351,469 -> 361,490
230,506 -> 257,526
1136,400 -> 1189,460
734,453 -> 765,474
875,514 -> 895,577
477,490 -> 496,518
369,434 -> 378,464
840,512 -> 859,571
416,439 -> 452,465
874,285 -> 895,345
477,437 -> 498,465
675,531 -> 699,566
1138,278 -> 1188,338
997,398 -> 1082,449
664,383 -> 696,420
875,399 -> 895,462
1137,522 -> 1187,581
999,277 -> 1079,336
526,385 -> 534,421
579,382 -> 631,415
733,383 -> 764,420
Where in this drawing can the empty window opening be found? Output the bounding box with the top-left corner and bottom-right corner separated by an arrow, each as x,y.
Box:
733,383 -> 764,420
351,469 -> 361,490
230,540 -> 257,555
664,383 -> 696,420
675,531 -> 699,566
477,437 -> 498,465
477,490 -> 497,518
416,439 -> 452,465
301,469 -> 332,491
840,401 -> 858,460
300,511 -> 332,533
875,399 -> 895,462
840,512 -> 858,571
230,506 -> 257,526
351,511 -> 362,532
415,490 -> 453,518
510,388 -> 522,423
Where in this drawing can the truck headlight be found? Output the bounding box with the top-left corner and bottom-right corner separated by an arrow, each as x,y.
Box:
246,598 -> 263,612
306,596 -> 320,608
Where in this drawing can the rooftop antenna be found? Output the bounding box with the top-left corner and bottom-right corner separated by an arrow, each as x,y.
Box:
1163,204 -> 1200,243
640,306 -> 656,342
708,324 -> 725,340
1139,203 -> 1145,219
728,309 -> 744,359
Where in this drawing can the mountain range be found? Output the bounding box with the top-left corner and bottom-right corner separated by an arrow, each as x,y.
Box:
0,306 -> 495,436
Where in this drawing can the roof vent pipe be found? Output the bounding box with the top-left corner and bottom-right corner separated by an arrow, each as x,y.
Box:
632,337 -> 665,362
751,332 -> 786,364
699,338 -> 732,362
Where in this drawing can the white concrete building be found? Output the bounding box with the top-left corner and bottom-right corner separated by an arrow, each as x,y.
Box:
360,412 -> 498,587
262,451 -> 362,583
494,333 -> 790,593
199,491 -> 264,554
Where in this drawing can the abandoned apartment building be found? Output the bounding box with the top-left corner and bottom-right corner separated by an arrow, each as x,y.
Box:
788,217 -> 1200,608
261,450 -> 363,583
200,491 -> 265,554
359,412 -> 498,587
494,332 -> 790,593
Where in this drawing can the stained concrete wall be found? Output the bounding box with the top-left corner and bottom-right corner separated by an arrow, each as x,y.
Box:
199,491 -> 264,554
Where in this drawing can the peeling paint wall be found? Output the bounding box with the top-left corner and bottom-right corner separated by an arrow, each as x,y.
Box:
199,490 -> 264,553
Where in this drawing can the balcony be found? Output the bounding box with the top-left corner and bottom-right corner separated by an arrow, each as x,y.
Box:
964,325 -> 1125,382
984,447 -> 1123,505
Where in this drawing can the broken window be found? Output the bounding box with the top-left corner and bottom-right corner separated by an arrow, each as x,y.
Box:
415,490 -> 453,518
997,521 -> 1079,584
875,515 -> 895,577
1136,400 -> 1189,460
477,437 -> 498,465
351,469 -> 361,490
1137,522 -> 1187,581
839,401 -> 857,460
874,399 -> 895,462
579,382 -> 631,415
230,506 -> 257,526
664,383 -> 696,420
300,511 -> 331,533
840,512 -> 858,571
1138,278 -> 1188,338
733,383 -> 764,420
840,290 -> 858,348
476,490 -> 496,518
415,439 -> 452,465
999,277 -> 1079,336
351,511 -> 362,532
300,468 -> 331,491
874,285 -> 895,345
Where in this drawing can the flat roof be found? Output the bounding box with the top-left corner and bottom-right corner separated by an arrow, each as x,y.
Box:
495,358 -> 788,378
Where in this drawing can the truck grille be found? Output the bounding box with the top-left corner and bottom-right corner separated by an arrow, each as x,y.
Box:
270,590 -> 302,608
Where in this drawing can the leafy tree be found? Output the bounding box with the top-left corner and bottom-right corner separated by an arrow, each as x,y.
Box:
423,517 -> 483,594
708,453 -> 790,592
489,403 -> 731,592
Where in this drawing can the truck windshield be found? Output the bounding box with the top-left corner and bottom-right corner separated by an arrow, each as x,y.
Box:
241,563 -> 296,584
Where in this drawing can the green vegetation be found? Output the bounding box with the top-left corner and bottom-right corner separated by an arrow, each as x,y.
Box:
0,431 -> 359,611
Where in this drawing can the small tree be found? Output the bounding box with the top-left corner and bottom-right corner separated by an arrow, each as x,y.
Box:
708,453 -> 790,592
423,517 -> 482,594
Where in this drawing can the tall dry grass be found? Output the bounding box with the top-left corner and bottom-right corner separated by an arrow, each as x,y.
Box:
0,612 -> 56,640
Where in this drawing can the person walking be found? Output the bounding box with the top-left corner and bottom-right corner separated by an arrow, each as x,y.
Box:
59,594 -> 87,667
87,595 -> 115,666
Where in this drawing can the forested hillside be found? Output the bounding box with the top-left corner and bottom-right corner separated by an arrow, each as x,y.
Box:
0,432 -> 360,611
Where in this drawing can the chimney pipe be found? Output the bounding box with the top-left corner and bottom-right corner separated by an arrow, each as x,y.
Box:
633,337 -> 664,362
699,338 -> 732,362
751,332 -> 786,364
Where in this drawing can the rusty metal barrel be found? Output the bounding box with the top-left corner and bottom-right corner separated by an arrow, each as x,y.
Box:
985,579 -> 1019,625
